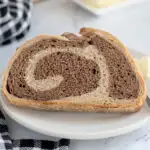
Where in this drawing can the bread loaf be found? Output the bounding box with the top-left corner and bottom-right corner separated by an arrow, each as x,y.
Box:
2,28 -> 146,112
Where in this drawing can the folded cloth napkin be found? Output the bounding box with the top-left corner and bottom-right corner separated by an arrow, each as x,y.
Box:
0,111 -> 70,150
0,0 -> 32,45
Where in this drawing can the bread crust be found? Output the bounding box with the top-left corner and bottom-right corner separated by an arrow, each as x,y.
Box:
2,28 -> 147,113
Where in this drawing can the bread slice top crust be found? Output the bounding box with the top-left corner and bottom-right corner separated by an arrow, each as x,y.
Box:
2,28 -> 146,112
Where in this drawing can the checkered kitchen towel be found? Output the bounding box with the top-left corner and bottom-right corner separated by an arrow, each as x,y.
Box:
0,111 -> 70,150
0,0 -> 32,45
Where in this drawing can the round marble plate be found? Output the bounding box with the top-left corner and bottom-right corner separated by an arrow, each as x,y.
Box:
0,49 -> 150,140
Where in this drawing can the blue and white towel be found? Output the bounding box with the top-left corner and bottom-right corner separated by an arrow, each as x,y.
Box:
0,0 -> 31,45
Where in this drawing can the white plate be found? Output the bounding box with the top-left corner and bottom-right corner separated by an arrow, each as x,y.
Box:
0,49 -> 150,140
73,0 -> 146,15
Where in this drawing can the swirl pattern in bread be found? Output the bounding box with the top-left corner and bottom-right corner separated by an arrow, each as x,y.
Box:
2,28 -> 146,112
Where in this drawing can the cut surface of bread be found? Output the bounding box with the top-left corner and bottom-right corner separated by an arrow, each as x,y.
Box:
2,28 -> 146,112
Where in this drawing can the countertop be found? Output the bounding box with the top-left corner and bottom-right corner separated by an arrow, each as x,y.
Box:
0,0 -> 150,149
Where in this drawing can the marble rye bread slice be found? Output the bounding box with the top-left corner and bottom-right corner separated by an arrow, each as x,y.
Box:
2,28 -> 146,112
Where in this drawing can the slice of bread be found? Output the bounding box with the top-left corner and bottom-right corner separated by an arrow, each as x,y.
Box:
2,28 -> 146,112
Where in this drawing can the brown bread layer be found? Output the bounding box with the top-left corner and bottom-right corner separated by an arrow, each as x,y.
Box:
34,52 -> 100,99
6,34 -> 139,100
6,39 -> 100,100
62,32 -> 79,40
86,33 -> 139,99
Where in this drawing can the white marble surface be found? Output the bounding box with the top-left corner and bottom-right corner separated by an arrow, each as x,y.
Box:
1,0 -> 150,149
